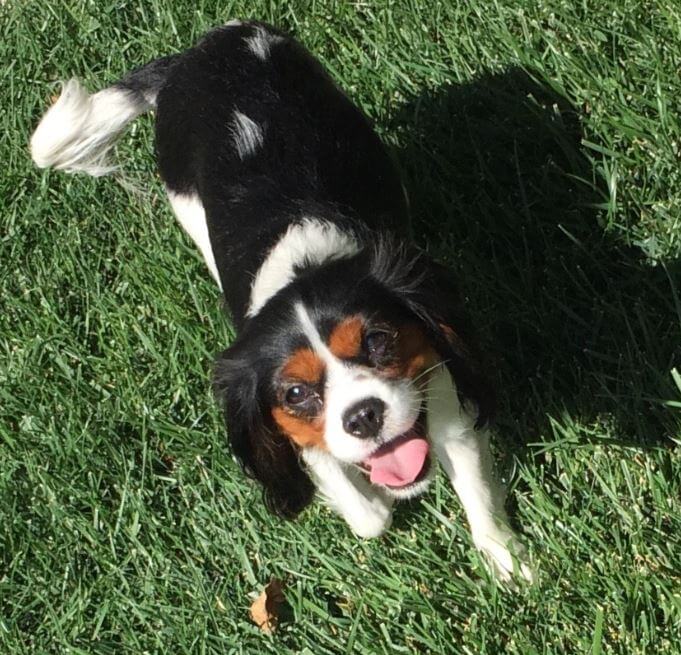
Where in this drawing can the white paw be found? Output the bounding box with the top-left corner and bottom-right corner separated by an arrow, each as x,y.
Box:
348,504 -> 393,539
473,529 -> 534,584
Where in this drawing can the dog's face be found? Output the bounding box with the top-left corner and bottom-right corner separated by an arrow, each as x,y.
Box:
214,247 -> 492,517
272,307 -> 437,499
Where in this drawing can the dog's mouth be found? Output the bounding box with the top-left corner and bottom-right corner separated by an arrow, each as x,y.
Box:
357,411 -> 430,489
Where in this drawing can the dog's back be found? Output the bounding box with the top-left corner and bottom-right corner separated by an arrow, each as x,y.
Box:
31,21 -> 409,321
155,23 -> 408,317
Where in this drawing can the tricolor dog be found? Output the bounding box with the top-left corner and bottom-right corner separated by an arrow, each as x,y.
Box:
31,21 -> 532,582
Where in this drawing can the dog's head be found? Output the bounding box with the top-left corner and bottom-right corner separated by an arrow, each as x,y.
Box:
214,240 -> 493,518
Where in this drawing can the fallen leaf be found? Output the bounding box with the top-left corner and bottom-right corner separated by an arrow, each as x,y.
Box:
249,578 -> 285,633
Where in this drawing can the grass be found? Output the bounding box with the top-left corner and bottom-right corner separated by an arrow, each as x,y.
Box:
1,1 -> 680,653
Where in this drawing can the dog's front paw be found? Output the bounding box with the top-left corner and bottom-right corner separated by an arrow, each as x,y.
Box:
473,529 -> 534,584
347,503 -> 393,539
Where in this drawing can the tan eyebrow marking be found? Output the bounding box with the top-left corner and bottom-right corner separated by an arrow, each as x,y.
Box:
281,348 -> 325,383
328,316 -> 363,359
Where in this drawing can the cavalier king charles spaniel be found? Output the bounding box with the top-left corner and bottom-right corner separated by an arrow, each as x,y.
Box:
31,20 -> 532,582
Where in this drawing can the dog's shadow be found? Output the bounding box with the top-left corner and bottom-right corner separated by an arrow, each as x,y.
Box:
389,67 -> 679,460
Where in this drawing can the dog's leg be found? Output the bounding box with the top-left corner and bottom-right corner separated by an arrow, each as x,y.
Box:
303,448 -> 394,538
428,365 -> 533,583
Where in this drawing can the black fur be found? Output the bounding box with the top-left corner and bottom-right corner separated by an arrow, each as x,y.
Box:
213,341 -> 315,519
154,22 -> 409,324
366,238 -> 495,426
122,22 -> 491,517
116,54 -> 179,104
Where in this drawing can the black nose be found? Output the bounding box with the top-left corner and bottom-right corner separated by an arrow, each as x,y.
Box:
342,397 -> 385,439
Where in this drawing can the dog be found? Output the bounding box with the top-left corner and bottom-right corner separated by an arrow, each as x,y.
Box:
31,20 -> 532,582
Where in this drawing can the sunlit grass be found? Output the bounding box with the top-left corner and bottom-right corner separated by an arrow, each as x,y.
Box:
1,1 -> 679,653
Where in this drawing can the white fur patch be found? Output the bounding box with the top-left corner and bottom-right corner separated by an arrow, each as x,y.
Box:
166,191 -> 221,287
427,366 -> 534,582
30,80 -> 147,176
245,26 -> 282,60
247,219 -> 360,317
303,447 -> 394,538
231,110 -> 264,159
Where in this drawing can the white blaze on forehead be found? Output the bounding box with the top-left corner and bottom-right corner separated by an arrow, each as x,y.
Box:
231,110 -> 264,159
247,219 -> 360,317
294,302 -> 331,356
294,303 -> 420,463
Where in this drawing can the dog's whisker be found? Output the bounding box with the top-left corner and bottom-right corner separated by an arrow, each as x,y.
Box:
410,360 -> 446,385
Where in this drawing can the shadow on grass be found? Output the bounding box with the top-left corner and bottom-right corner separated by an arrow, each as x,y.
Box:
390,68 -> 679,452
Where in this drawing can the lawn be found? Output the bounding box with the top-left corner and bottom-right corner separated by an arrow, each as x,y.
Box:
1,1 -> 680,653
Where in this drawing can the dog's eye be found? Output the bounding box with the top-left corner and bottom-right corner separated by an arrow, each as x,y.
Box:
285,384 -> 312,406
364,330 -> 392,360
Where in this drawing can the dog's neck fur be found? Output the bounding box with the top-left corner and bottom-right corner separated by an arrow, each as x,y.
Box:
246,218 -> 361,317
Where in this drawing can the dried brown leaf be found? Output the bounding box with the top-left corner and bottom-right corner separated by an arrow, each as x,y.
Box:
249,578 -> 285,634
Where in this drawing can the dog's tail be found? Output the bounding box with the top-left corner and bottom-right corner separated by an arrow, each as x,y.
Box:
30,55 -> 178,176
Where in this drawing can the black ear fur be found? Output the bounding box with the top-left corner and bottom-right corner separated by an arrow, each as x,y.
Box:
370,239 -> 495,427
213,345 -> 315,519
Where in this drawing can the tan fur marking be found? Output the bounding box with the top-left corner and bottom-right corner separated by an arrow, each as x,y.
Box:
281,348 -> 324,384
272,408 -> 326,448
385,324 -> 439,382
328,316 -> 363,359
440,322 -> 469,354
439,323 -> 457,341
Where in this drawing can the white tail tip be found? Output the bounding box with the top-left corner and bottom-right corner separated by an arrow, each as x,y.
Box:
30,79 -> 145,177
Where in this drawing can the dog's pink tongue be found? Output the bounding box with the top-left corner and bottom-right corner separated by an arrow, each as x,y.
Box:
366,436 -> 429,487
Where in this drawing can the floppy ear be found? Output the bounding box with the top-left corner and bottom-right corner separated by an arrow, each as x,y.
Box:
371,240 -> 495,427
415,258 -> 496,427
213,345 -> 315,519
